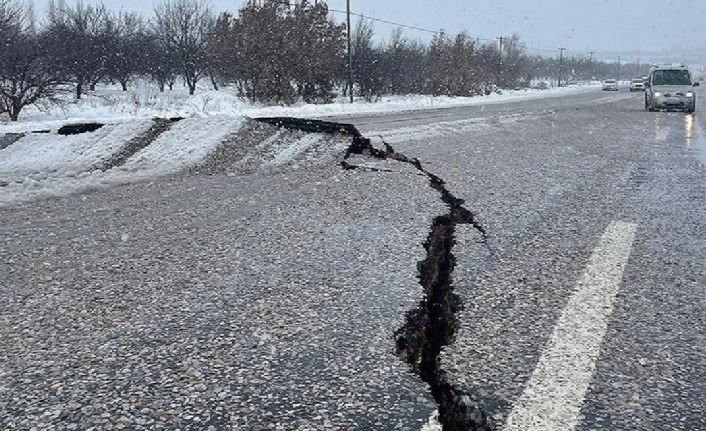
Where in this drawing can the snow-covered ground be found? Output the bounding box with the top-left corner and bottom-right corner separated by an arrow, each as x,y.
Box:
0,119 -> 153,183
0,82 -> 599,133
0,116 -> 244,206
0,116 -> 354,207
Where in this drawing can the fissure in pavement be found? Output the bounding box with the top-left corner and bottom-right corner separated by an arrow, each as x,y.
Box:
256,117 -> 492,431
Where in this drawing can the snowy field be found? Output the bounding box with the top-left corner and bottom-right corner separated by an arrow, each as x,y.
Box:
0,82 -> 599,133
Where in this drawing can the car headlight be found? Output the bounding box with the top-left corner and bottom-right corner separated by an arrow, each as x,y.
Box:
654,92 -> 662,97
686,92 -> 694,98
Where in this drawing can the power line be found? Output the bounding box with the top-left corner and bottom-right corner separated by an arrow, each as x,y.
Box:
328,8 -> 494,40
329,8 -> 564,55
291,2 -> 612,59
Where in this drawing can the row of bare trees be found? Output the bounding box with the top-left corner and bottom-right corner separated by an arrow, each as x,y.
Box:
528,56 -> 654,84
1,0 -> 619,121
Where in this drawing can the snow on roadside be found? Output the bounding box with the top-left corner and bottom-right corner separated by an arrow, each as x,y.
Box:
0,115 -> 246,207
0,83 -> 600,132
0,119 -> 153,183
118,115 -> 244,175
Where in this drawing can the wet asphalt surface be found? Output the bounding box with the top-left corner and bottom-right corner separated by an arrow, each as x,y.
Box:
2,87 -> 706,430
342,88 -> 706,430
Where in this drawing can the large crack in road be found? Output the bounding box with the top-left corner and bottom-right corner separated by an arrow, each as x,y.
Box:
256,117 -> 493,430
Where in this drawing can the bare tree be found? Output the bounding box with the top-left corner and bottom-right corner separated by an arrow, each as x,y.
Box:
152,0 -> 215,95
0,1 -> 66,121
498,33 -> 527,88
107,11 -> 147,91
144,32 -> 178,92
45,1 -> 112,99
206,12 -> 236,91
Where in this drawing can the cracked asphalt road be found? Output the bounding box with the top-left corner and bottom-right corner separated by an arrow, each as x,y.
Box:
341,88 -> 706,430
3,87 -> 706,430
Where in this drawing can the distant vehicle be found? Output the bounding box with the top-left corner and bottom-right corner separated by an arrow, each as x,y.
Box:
603,79 -> 619,91
645,65 -> 698,113
630,79 -> 645,92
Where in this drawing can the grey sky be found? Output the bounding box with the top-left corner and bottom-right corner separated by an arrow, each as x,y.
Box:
32,0 -> 706,59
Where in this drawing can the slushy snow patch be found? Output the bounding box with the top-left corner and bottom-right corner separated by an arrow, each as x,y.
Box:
121,115 -> 244,174
0,119 -> 153,182
265,134 -> 322,167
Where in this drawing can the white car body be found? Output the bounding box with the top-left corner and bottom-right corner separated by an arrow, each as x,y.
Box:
630,79 -> 645,91
603,80 -> 619,91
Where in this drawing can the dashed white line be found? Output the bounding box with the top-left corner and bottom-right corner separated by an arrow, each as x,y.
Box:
504,220 -> 638,431
656,126 -> 671,142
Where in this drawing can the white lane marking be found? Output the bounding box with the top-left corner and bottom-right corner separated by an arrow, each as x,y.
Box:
504,221 -> 638,431
689,116 -> 706,167
656,126 -> 671,142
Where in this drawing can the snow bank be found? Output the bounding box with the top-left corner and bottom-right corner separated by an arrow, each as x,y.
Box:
0,115 -> 246,207
0,119 -> 153,183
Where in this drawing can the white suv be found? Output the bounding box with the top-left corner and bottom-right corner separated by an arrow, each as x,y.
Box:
630,79 -> 645,92
602,79 -> 619,91
645,66 -> 699,113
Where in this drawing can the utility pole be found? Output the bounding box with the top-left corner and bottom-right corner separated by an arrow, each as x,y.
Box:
588,51 -> 595,81
347,0 -> 353,103
497,36 -> 505,87
636,59 -> 641,77
617,55 -> 621,80
558,47 -> 566,87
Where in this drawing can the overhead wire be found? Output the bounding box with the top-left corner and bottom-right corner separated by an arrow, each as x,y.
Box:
327,7 -> 569,57
291,1 -> 618,59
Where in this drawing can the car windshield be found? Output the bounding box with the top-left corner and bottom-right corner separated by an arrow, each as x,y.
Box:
605,80 -> 616,83
652,70 -> 692,86
632,79 -> 643,83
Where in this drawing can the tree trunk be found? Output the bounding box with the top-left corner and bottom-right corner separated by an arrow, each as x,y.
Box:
76,82 -> 83,100
121,80 -> 128,91
168,81 -> 174,91
187,77 -> 196,95
210,75 -> 219,91
158,80 -> 165,92
9,102 -> 22,122
90,83 -> 96,91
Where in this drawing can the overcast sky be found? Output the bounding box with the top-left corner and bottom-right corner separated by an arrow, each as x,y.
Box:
32,0 -> 706,59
